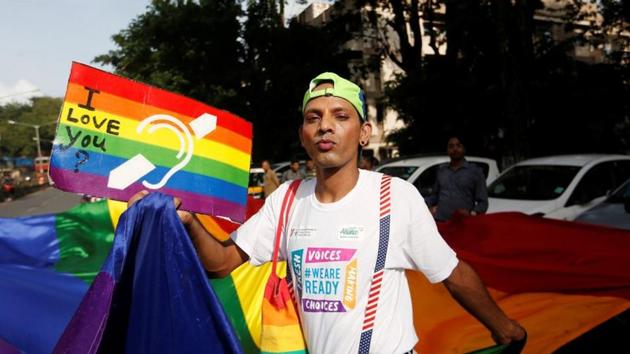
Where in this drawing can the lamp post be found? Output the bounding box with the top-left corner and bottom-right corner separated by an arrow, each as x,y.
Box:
7,120 -> 56,158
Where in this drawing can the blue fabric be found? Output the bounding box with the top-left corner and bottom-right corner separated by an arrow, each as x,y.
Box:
55,192 -> 243,354
0,214 -> 59,267
0,265 -> 88,354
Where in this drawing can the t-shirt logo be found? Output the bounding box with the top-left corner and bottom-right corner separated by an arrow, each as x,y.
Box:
295,247 -> 358,313
338,225 -> 364,240
290,227 -> 317,239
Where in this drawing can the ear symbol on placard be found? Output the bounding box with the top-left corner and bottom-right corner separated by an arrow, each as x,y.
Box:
107,113 -> 217,190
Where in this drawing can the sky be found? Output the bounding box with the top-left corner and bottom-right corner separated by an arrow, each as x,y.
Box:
0,0 -> 317,105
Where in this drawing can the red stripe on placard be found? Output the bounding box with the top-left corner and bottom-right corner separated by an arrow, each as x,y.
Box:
67,62 -> 252,139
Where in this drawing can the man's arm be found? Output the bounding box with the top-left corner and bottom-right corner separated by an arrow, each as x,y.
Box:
473,170 -> 489,214
129,191 -> 248,278
424,171 -> 441,215
443,261 -> 526,344
180,211 -> 249,278
271,171 -> 281,188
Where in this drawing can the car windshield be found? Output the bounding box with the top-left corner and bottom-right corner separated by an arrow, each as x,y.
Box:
249,172 -> 264,187
608,180 -> 630,203
488,165 -> 580,200
378,166 -> 418,180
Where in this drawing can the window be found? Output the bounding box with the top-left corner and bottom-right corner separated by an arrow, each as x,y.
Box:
378,166 -> 418,181
566,162 -> 616,206
470,162 -> 490,179
611,160 -> 630,188
413,164 -> 443,197
488,165 -> 580,200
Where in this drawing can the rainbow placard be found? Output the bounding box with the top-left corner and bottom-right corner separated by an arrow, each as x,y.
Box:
50,62 -> 252,222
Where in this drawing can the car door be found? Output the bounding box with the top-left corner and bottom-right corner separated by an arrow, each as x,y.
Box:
553,161 -> 617,220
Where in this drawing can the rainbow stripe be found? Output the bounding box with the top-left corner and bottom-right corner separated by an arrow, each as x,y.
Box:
2,200 -> 630,353
50,62 -> 252,222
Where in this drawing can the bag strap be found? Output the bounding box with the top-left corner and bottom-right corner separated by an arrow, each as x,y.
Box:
271,179 -> 302,277
358,174 -> 392,354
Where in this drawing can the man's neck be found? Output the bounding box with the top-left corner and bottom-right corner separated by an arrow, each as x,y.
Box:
450,158 -> 464,170
314,164 -> 360,203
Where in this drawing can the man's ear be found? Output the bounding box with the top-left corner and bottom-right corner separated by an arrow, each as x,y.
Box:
360,121 -> 372,146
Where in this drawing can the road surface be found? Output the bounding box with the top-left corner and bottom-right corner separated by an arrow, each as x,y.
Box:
0,187 -> 83,218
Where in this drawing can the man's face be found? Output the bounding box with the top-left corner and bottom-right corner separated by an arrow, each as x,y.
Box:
300,84 -> 371,171
261,161 -> 270,171
306,160 -> 314,170
447,137 -> 465,160
290,162 -> 300,172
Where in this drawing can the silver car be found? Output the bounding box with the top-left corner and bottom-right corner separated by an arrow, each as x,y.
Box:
575,179 -> 630,230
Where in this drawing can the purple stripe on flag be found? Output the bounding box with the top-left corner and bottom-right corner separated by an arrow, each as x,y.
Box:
0,336 -> 20,354
53,272 -> 115,354
50,168 -> 247,222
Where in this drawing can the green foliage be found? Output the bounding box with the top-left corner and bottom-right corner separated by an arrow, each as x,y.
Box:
0,97 -> 61,157
95,0 -> 244,110
241,1 -> 358,160
94,0 -> 358,162
383,0 -> 629,163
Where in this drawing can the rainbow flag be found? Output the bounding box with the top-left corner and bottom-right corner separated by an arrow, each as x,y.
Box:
0,199 -> 125,354
1,201 -> 629,353
53,193 -> 242,354
50,62 -> 252,222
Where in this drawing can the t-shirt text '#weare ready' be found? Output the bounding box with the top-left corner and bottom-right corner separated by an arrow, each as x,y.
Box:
232,170 -> 458,354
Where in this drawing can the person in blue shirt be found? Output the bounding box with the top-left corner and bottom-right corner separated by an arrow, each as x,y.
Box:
426,136 -> 489,221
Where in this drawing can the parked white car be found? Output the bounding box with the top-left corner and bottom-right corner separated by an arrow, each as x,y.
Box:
487,154 -> 630,220
375,156 -> 500,197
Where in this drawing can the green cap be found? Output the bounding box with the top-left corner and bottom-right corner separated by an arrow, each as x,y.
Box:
302,72 -> 367,121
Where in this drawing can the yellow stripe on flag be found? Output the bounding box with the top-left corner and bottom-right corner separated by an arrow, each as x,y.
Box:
230,262 -> 287,348
59,102 -> 250,172
406,270 -> 630,354
107,199 -> 128,229
259,323 -> 307,352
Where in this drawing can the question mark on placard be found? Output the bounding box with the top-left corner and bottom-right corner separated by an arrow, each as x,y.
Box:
74,150 -> 89,172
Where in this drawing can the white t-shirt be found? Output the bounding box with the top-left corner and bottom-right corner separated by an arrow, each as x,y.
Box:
231,169 -> 458,354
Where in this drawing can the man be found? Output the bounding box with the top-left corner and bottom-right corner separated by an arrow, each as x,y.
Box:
426,136 -> 489,221
359,152 -> 378,171
302,159 -> 317,179
261,160 -> 280,198
130,73 -> 524,353
281,159 -> 305,182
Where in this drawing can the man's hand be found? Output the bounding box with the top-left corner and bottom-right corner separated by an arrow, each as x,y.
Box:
455,208 -> 471,216
444,261 -> 527,346
491,319 -> 526,345
128,190 -> 149,207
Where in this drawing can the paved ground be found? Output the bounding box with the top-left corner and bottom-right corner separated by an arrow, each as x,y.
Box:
0,187 -> 82,218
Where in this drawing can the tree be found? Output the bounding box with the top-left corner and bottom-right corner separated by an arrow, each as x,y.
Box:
96,0 -> 358,162
368,0 -> 628,164
241,0 -> 358,161
0,97 -> 62,157
95,0 -> 244,110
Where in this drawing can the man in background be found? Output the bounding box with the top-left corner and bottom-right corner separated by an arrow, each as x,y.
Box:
261,160 -> 280,198
281,158 -> 305,182
426,136 -> 488,221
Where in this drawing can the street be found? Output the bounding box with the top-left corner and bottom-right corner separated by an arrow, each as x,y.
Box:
0,186 -> 82,218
